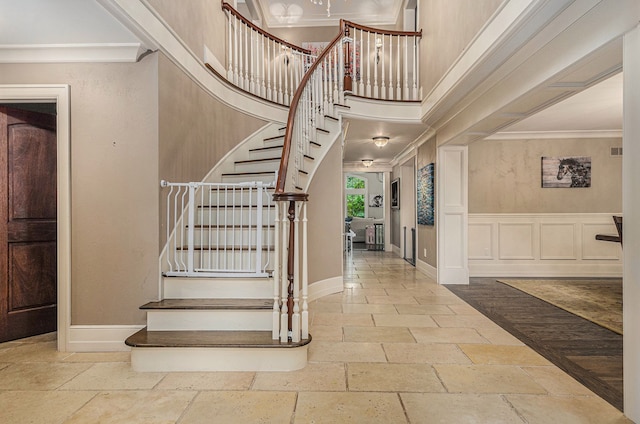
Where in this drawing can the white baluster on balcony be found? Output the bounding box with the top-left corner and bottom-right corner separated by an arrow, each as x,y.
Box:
389,34 -> 394,100
227,13 -> 233,81
396,36 -> 402,100
404,36 -> 409,100
413,35 -> 419,100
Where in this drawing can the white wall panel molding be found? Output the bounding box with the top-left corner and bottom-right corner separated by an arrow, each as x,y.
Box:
469,213 -> 622,277
437,146 -> 469,284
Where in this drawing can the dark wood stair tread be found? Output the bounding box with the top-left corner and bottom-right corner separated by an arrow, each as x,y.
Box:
141,298 -> 272,310
263,135 -> 284,142
249,145 -> 284,152
235,157 -> 280,164
125,328 -> 311,348
221,171 -> 275,176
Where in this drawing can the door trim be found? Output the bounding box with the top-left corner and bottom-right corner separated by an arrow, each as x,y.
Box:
0,85 -> 71,351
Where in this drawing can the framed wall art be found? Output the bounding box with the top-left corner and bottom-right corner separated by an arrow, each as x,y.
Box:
541,156 -> 591,188
417,163 -> 434,225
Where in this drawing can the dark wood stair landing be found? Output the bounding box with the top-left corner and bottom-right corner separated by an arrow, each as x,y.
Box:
126,329 -> 311,349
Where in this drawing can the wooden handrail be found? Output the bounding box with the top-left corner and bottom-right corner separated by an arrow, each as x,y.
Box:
275,21 -> 346,193
221,1 -> 312,55
343,20 -> 422,38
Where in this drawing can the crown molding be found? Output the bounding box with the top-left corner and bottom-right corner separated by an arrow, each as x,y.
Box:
486,129 -> 622,140
0,43 -> 146,63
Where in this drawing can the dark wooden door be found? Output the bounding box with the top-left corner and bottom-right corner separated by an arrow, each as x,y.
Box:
0,106 -> 57,342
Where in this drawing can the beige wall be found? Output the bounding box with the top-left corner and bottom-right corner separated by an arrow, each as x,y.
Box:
469,137 -> 623,213
419,0 -> 503,97
0,57 -> 160,325
417,137 -> 437,267
147,0 -> 226,64
307,141 -> 343,285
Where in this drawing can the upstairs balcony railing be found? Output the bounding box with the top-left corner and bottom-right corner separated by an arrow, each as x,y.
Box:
221,1 -> 315,106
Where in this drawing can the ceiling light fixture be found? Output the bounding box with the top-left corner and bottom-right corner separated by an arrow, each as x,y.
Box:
362,159 -> 373,167
310,0 -> 346,17
373,136 -> 389,148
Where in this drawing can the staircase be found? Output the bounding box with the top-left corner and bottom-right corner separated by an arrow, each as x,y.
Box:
125,125 -> 319,372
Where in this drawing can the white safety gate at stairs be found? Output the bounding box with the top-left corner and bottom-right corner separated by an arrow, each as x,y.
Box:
162,180 -> 275,278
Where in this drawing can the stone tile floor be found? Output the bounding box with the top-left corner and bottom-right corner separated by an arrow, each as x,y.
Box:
0,250 -> 632,423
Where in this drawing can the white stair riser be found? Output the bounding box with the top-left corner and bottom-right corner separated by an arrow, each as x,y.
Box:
221,173 -> 275,184
196,209 -> 274,225
201,189 -> 274,205
234,160 -> 279,173
146,310 -> 272,331
184,228 -> 274,245
169,250 -> 274,273
130,345 -> 308,372
163,278 -> 273,299
249,148 -> 283,160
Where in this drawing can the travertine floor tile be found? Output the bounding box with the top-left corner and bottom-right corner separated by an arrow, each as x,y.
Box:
366,295 -> 419,304
477,327 -> 525,346
432,314 -> 502,329
253,362 -> 346,391
522,366 -> 595,396
0,362 -> 92,390
347,362 -> 445,392
383,343 -> 472,364
342,303 -> 398,314
395,304 -> 455,315
66,390 -> 195,424
308,301 -> 343,313
308,341 -> 387,362
459,344 -> 550,366
447,303 -> 483,315
308,325 -> 344,341
0,390 -> 97,424
294,392 -> 407,424
435,364 -> 547,394
156,371 -> 254,390
401,393 -> 525,424
506,394 -> 631,424
60,362 -> 165,390
0,341 -> 72,362
373,313 -> 437,328
181,391 -> 296,424
63,352 -> 131,362
343,326 -> 416,343
312,312 -> 373,327
415,294 -> 465,305
410,327 -> 488,344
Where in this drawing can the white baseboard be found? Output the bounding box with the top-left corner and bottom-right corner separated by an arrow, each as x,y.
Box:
66,325 -> 143,352
309,276 -> 343,301
470,263 -> 623,278
416,258 -> 437,280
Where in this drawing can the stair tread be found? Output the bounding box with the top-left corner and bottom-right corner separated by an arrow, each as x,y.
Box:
249,145 -> 284,152
191,224 -> 275,228
175,245 -> 274,251
221,171 -> 276,176
141,298 -> 272,310
235,157 -> 281,164
264,135 -> 284,142
126,328 -> 311,348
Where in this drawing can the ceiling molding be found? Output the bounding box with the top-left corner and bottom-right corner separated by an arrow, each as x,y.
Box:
0,43 -> 146,63
342,162 -> 393,172
487,129 -> 623,140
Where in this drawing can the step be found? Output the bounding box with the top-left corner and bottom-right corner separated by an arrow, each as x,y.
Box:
263,135 -> 284,143
195,208 -> 275,224
180,227 -> 275,247
204,188 -> 275,205
126,329 -> 310,372
166,250 -> 274,274
143,298 -> 273,331
249,145 -> 284,160
234,157 -> 280,173
221,171 -> 276,184
163,276 -> 273,299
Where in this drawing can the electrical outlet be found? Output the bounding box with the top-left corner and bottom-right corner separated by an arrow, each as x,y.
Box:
423,248 -> 427,257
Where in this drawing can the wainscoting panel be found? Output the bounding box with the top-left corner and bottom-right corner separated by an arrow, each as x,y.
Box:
540,223 -> 577,260
498,223 -> 535,260
470,214 -> 622,277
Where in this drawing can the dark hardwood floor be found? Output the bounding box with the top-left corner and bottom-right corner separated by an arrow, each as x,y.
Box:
446,278 -> 623,411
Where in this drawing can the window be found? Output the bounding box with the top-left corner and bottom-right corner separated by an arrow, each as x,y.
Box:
345,175 -> 367,218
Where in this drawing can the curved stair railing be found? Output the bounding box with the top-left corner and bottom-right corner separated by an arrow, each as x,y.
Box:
221,1 -> 315,106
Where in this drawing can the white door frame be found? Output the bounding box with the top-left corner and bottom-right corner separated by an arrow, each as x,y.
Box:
0,85 -> 71,351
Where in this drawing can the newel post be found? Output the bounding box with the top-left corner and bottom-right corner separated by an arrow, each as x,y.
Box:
273,192 -> 309,342
343,22 -> 353,92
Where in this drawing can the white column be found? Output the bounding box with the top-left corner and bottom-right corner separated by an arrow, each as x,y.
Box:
624,24 -> 640,422
437,145 -> 469,285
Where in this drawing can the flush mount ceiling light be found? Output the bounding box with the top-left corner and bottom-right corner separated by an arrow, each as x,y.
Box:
362,159 -> 373,167
373,136 -> 389,148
